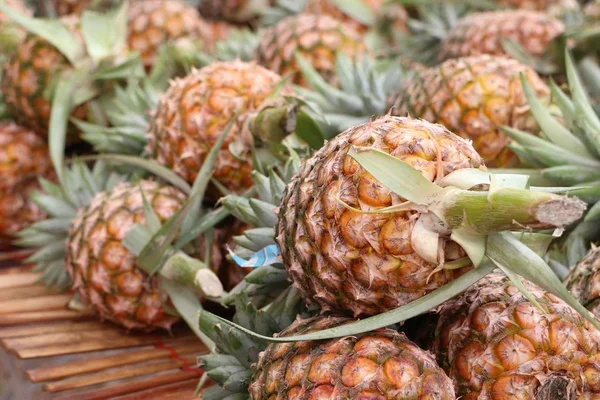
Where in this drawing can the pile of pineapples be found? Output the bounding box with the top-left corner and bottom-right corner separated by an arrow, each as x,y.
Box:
1,0 -> 600,398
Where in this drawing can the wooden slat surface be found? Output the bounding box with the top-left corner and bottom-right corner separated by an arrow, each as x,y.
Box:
28,339 -> 206,382
0,260 -> 207,399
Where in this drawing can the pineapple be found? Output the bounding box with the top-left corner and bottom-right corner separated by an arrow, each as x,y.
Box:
254,14 -> 365,87
1,16 -> 88,136
128,0 -> 229,69
432,271 -> 600,399
438,10 -> 565,61
199,311 -> 456,399
270,115 -> 584,317
66,180 -> 184,330
0,122 -> 53,243
389,55 -> 550,167
19,160 -> 225,331
147,60 -> 286,197
497,0 -> 580,12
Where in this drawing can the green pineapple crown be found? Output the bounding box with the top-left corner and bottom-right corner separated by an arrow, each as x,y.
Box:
16,161 -> 126,289
220,152 -> 300,307
296,53 -> 409,140
198,291 -> 306,400
504,53 -> 600,271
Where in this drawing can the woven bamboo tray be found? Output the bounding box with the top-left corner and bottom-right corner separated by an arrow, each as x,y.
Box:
0,253 -> 207,400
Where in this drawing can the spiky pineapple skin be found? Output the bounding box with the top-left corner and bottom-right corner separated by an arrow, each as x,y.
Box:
66,180 -> 185,331
276,116 -> 484,317
439,11 -> 564,61
497,0 -> 579,11
250,315 -> 455,399
565,247 -> 600,320
128,0 -> 220,69
389,55 -> 550,168
255,14 -> 365,87
0,122 -> 52,240
433,272 -> 600,399
1,17 -> 87,136
147,61 -> 283,198
304,0 -> 408,35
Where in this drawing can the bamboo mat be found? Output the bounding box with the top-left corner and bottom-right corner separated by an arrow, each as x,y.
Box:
0,255 -> 207,400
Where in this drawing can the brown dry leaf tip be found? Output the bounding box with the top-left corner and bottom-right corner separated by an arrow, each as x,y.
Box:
147,60 -> 287,200
388,55 -> 550,168
254,14 -> 366,87
276,115 -> 485,317
433,272 -> 600,399
0,122 -> 53,239
249,315 -> 455,399
439,10 -> 564,61
65,180 -> 186,332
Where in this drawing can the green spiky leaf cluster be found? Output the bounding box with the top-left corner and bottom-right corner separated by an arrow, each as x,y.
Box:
16,161 -> 126,290
297,54 -> 407,139
198,289 -> 308,400
506,52 -> 600,268
76,80 -> 160,155
220,153 -> 300,307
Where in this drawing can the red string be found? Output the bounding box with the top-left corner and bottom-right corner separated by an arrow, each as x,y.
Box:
154,337 -> 204,376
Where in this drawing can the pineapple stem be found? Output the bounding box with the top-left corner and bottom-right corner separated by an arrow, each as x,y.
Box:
161,251 -> 224,299
439,188 -> 586,234
250,105 -> 297,142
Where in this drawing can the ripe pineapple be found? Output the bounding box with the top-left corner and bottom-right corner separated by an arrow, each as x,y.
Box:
273,115 -> 585,318
432,272 -> 600,399
128,0 -> 227,69
147,60 -> 285,197
389,55 -> 550,167
0,122 -> 52,242
439,10 -> 565,61
200,313 -> 456,399
254,14 -> 365,87
1,16 -> 88,136
66,180 -> 184,330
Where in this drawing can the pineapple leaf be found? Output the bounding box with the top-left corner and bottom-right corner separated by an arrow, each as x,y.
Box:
348,147 -> 443,204
140,189 -> 162,235
248,199 -> 278,228
174,206 -> 231,250
75,155 -> 191,194
520,73 -> 592,158
566,52 -> 600,155
81,1 -> 128,63
486,232 -> 600,330
450,227 -> 485,267
410,216 -> 440,264
584,201 -> 600,222
0,3 -> 83,63
49,71 -> 87,188
200,262 -> 495,342
542,165 -> 600,185
438,168 -> 490,189
161,279 -> 215,352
